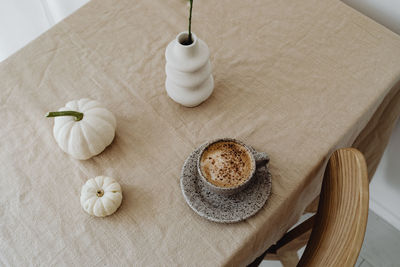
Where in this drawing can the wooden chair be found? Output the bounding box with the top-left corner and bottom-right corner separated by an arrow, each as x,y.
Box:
249,148 -> 369,267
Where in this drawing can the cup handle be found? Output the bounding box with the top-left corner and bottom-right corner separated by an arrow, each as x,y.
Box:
254,151 -> 269,168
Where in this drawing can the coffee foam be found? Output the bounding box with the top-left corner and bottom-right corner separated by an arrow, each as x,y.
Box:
200,141 -> 254,188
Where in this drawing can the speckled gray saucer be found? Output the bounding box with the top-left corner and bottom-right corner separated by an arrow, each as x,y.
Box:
180,144 -> 271,223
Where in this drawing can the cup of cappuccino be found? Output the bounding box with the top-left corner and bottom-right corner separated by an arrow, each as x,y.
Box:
197,138 -> 269,196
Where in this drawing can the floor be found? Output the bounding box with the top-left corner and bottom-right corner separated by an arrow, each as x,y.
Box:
0,1 -> 399,266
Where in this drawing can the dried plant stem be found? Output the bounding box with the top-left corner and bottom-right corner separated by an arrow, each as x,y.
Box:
188,0 -> 193,44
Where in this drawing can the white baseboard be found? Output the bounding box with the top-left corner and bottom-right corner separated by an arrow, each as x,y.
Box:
370,197 -> 400,232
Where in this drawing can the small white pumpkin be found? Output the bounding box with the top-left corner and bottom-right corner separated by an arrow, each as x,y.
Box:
80,176 -> 123,217
47,98 -> 116,160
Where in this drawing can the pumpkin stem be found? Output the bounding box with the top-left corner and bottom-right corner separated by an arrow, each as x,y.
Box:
96,189 -> 104,197
46,111 -> 84,121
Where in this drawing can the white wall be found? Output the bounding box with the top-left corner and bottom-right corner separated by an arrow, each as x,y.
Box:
370,120 -> 400,231
342,0 -> 400,35
0,0 -> 89,62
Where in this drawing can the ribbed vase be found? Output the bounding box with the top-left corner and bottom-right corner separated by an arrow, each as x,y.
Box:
165,32 -> 214,107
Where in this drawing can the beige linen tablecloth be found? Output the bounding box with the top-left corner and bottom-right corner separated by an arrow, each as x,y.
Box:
1,0 -> 400,266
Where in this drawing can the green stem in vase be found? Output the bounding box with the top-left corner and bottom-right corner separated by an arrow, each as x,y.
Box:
46,111 -> 84,121
188,0 -> 193,44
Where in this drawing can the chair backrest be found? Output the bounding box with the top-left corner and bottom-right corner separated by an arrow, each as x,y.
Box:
298,148 -> 369,266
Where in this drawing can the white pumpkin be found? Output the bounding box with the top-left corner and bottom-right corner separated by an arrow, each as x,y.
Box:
47,98 -> 116,160
80,176 -> 123,217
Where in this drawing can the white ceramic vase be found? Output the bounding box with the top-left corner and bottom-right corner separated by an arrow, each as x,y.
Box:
165,32 -> 214,107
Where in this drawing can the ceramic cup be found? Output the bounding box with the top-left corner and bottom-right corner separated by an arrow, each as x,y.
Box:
197,138 -> 269,196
